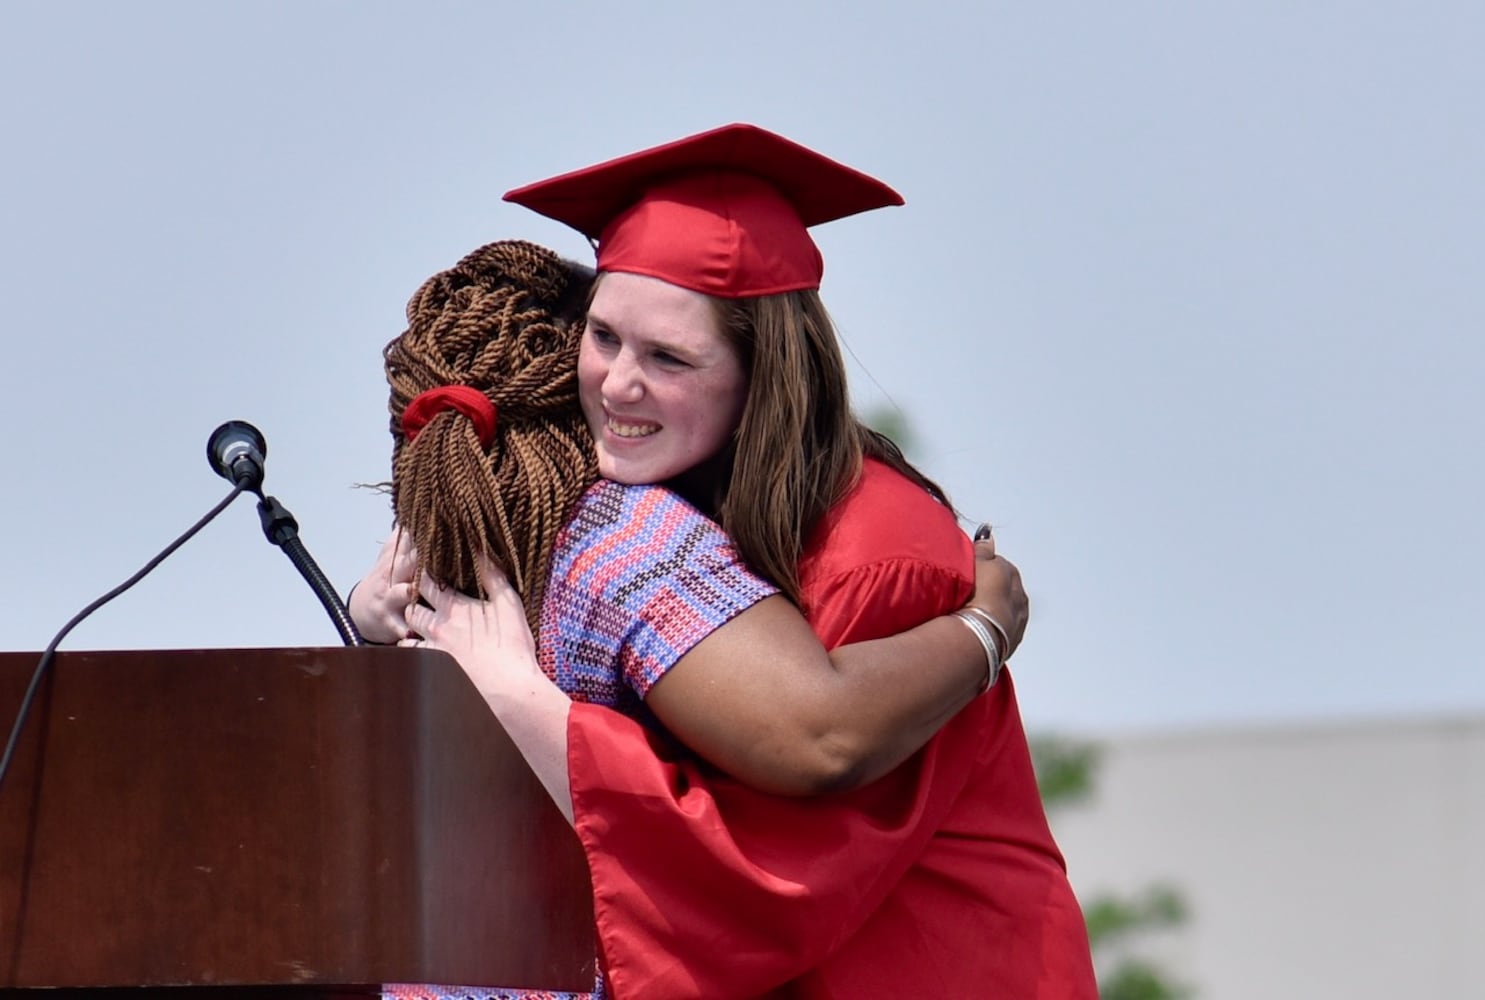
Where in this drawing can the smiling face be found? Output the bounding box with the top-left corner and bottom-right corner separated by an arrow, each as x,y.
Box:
578,272 -> 749,488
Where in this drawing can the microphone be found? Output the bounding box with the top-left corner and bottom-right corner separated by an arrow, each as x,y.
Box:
205,421 -> 364,648
207,420 -> 267,491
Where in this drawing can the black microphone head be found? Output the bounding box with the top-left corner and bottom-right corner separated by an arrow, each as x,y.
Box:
208,420 -> 268,490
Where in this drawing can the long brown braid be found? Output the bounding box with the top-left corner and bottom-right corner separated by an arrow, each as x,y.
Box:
384,239 -> 597,630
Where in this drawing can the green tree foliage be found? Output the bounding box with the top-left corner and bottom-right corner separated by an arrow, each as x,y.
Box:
1099,959 -> 1194,1000
861,404 -> 916,456
1028,735 -> 1099,806
1032,738 -> 1195,1000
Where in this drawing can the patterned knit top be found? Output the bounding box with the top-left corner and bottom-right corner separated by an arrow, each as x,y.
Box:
538,479 -> 778,710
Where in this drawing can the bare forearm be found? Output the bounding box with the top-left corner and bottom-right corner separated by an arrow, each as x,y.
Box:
815,616 -> 987,785
646,598 -> 989,796
481,678 -> 576,825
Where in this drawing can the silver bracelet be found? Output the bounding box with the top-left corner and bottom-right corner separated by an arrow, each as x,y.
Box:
952,609 -> 1003,693
961,606 -> 1011,663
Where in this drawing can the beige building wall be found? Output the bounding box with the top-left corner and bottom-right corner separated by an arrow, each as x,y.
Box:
1049,714 -> 1485,999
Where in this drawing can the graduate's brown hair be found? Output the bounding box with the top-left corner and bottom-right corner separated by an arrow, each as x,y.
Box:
708,290 -> 950,608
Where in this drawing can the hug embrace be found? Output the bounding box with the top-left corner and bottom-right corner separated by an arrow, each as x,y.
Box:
353,123 -> 1097,999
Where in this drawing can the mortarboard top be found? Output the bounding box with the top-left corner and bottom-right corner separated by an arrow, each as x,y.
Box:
502,123 -> 903,298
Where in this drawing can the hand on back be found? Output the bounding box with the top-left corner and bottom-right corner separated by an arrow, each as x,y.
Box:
402,559 -> 542,697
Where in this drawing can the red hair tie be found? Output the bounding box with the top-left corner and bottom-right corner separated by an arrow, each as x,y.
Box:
402,386 -> 498,448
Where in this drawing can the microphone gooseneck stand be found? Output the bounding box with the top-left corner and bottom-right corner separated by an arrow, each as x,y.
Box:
256,493 -> 363,647
208,419 -> 363,647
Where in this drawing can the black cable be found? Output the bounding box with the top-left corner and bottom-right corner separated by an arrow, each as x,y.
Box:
255,493 -> 364,647
0,483 -> 248,794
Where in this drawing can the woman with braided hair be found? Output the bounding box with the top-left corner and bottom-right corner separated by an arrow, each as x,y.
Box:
355,125 -> 1095,999
378,237 -> 597,629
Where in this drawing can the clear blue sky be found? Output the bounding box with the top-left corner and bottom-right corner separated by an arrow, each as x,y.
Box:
2,1 -> 1479,735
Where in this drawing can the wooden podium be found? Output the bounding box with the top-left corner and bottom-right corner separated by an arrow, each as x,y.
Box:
0,647 -> 595,995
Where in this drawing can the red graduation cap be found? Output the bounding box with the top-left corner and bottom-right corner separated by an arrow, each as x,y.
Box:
503,123 -> 903,298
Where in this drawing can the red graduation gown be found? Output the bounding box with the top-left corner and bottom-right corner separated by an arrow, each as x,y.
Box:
567,460 -> 1096,998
